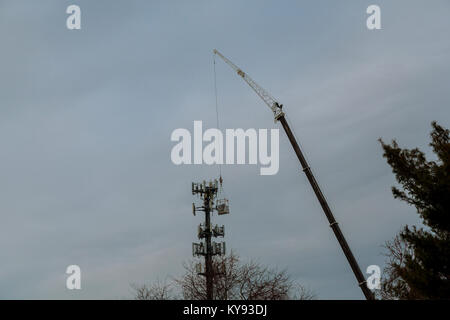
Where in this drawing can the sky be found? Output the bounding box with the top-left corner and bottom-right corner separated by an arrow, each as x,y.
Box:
0,0 -> 449,299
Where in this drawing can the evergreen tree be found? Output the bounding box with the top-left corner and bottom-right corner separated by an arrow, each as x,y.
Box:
379,122 -> 450,299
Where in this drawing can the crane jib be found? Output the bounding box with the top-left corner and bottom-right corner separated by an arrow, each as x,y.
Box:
213,49 -> 375,300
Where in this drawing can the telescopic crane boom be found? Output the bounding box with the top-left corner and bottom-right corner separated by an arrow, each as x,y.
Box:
213,49 -> 375,300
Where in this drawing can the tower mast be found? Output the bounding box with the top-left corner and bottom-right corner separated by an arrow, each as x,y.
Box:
192,179 -> 228,299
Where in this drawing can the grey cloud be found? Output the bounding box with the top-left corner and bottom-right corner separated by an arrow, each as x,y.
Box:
0,0 -> 449,299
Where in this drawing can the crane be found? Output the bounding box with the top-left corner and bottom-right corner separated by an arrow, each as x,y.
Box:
213,49 -> 375,300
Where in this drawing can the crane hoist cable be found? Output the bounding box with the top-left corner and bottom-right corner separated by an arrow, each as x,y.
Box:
213,49 -> 375,300
213,52 -> 223,190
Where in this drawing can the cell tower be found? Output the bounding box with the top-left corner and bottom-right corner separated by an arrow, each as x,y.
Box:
192,177 -> 229,300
